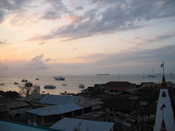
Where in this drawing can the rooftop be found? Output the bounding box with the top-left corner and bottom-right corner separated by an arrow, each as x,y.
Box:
103,81 -> 136,91
39,94 -> 101,107
27,103 -> 82,116
51,117 -> 114,131
39,95 -> 81,105
0,120 -> 58,131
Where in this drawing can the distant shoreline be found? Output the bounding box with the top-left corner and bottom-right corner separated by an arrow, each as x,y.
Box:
96,74 -> 111,76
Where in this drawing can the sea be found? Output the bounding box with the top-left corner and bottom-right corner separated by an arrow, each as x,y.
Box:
0,74 -> 175,95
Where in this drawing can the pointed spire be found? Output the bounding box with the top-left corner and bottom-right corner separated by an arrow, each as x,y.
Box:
160,62 -> 167,88
154,63 -> 175,131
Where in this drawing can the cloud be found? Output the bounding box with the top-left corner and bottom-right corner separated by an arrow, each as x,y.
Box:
36,0 -> 175,40
66,44 -> 175,74
0,9 -> 5,22
134,31 -> 175,47
76,6 -> 83,10
26,54 -> 48,70
0,54 -> 57,76
147,32 -> 175,42
1,45 -> 175,75
0,0 -> 29,22
0,41 -> 5,44
0,0 -> 27,10
0,40 -> 8,44
96,44 -> 175,68
41,0 -> 70,20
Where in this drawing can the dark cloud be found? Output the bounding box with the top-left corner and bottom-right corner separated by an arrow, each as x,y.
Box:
70,44 -> 175,73
0,54 -> 52,76
0,9 -> 5,23
96,44 -> 175,67
148,32 -> 175,42
0,0 -> 27,10
27,54 -> 48,70
42,11 -> 60,20
50,45 -> 175,74
38,0 -> 175,40
0,0 -> 28,22
76,6 -> 83,10
134,31 -> 175,47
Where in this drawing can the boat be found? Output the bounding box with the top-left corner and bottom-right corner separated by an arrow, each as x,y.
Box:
44,85 -> 56,89
54,76 -> 65,81
62,83 -> 67,86
21,79 -> 28,82
0,83 -> 5,86
14,82 -> 19,85
79,84 -> 85,89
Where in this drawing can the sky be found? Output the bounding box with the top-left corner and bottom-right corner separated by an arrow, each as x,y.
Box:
0,0 -> 175,75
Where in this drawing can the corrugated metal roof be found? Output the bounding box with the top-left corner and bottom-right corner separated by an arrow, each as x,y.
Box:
0,121 -> 58,131
40,95 -> 81,105
27,104 -> 82,116
51,118 -> 114,131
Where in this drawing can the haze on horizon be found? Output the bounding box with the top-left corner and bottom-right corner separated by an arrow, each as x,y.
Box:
0,0 -> 175,75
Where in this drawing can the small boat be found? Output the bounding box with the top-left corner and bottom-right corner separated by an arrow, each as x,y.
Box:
79,84 -> 85,89
0,83 -> 5,86
21,79 -> 28,82
54,76 -> 65,81
62,83 -> 67,86
14,82 -> 19,85
44,85 -> 56,89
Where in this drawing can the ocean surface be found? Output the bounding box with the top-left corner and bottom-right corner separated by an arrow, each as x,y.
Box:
0,74 -> 175,95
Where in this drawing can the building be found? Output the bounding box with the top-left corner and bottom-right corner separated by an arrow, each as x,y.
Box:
153,71 -> 175,131
51,117 -> 114,131
39,95 -> 81,105
140,82 -> 157,88
26,103 -> 93,126
0,120 -> 58,131
103,81 -> 136,92
39,95 -> 101,108
25,95 -> 102,126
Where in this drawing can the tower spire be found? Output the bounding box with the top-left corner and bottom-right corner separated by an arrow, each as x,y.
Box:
160,62 -> 166,88
153,62 -> 175,131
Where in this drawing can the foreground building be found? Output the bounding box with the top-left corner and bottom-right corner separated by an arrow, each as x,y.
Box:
26,95 -> 101,126
154,71 -> 175,131
0,120 -> 58,131
26,103 -> 93,126
51,117 -> 114,131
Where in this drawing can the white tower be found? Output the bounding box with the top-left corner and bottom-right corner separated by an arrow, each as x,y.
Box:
154,63 -> 175,131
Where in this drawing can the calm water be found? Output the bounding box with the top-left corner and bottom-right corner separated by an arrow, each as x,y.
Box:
0,74 -> 175,95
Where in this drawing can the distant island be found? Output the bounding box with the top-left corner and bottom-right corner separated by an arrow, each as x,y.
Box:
96,74 -> 111,76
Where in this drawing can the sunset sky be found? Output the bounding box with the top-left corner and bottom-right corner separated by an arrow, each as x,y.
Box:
0,0 -> 175,75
